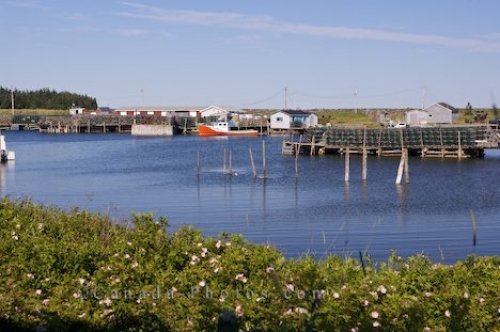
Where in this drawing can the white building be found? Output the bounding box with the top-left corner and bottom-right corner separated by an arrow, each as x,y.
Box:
69,107 -> 85,115
270,110 -> 318,130
405,110 -> 430,126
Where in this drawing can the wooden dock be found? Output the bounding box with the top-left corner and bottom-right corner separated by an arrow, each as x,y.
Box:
282,125 -> 500,159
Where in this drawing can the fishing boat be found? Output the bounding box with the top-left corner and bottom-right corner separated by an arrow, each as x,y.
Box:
0,131 -> 15,162
198,122 -> 259,137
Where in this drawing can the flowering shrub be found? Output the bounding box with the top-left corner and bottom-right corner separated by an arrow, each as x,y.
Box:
0,198 -> 499,331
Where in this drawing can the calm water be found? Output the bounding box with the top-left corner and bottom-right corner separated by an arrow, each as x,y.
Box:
2,131 -> 499,262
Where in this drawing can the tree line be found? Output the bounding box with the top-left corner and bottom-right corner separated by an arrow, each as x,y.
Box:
0,86 -> 98,110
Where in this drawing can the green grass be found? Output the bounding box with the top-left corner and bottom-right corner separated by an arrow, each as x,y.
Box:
0,198 -> 499,331
316,111 -> 380,128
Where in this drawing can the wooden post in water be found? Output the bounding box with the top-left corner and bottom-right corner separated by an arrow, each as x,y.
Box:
196,151 -> 201,175
457,131 -> 462,160
103,121 -> 106,133
395,151 -> 405,185
310,135 -> 315,156
249,147 -> 257,178
262,140 -> 267,179
403,149 -> 410,184
223,148 -> 227,174
362,129 -> 367,181
362,148 -> 368,181
229,150 -> 232,174
344,147 -> 350,182
88,118 -> 91,133
295,145 -> 299,177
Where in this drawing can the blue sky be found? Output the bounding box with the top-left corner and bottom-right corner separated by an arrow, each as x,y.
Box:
1,0 -> 499,109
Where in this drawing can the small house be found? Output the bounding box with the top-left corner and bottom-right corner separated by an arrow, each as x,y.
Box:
69,107 -> 85,115
405,110 -> 430,126
425,102 -> 456,124
270,110 -> 318,130
405,102 -> 457,126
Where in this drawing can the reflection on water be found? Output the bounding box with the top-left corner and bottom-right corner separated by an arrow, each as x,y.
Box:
1,131 -> 499,263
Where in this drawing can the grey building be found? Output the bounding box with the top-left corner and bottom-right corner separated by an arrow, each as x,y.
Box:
406,102 -> 457,126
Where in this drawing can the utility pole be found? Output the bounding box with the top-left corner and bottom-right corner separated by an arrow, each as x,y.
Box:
354,88 -> 358,113
421,87 -> 426,110
284,86 -> 288,110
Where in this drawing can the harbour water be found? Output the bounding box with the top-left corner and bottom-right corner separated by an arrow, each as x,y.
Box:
1,131 -> 499,262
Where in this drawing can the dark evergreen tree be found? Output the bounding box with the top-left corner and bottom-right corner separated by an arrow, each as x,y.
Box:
0,86 -> 98,110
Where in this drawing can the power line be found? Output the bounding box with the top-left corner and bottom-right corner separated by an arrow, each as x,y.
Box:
240,89 -> 284,107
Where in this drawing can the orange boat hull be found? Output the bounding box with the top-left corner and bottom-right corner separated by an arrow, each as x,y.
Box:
198,125 -> 259,137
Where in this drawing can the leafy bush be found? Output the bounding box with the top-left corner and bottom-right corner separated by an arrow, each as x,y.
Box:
0,198 -> 499,331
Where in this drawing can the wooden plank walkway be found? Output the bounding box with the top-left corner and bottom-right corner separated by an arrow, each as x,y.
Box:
282,125 -> 500,159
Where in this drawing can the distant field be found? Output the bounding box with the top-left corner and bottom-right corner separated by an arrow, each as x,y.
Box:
316,110 -> 380,128
0,109 -> 68,116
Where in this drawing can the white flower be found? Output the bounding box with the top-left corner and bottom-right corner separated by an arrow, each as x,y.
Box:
26,273 -> 34,280
295,307 -> 308,314
214,267 -> 220,273
215,240 -> 221,249
235,304 -> 243,317
73,292 -> 81,299
444,309 -> 451,318
362,300 -> 369,307
100,297 -> 112,307
42,299 -> 49,306
372,320 -> 381,328
371,311 -> 379,319
78,313 -> 86,318
127,241 -> 132,246
351,328 -> 359,332
15,224 -> 20,229
35,289 -> 42,296
285,284 -> 294,292
284,309 -> 293,316
37,223 -> 44,230
235,273 -> 248,283
209,258 -> 218,265
266,267 -> 274,273
124,254 -> 131,259
423,327 -> 431,332
225,241 -> 231,247
131,261 -> 139,268
424,292 -> 433,298
12,235 -> 18,241
198,280 -> 206,287
171,287 -> 178,294
333,292 -> 340,299
78,278 -> 86,285
463,292 -> 469,299
479,297 -> 485,304
197,242 -> 202,247
201,248 -> 208,258
136,298 -> 141,304
377,285 -> 387,295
